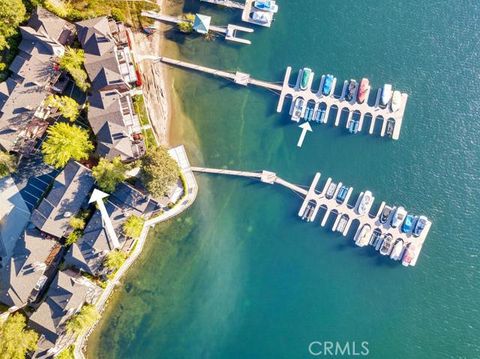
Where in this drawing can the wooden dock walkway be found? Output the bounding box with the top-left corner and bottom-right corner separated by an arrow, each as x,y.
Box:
200,0 -> 245,10
159,57 -> 283,91
192,167 -> 431,267
191,167 -> 307,195
141,11 -> 253,44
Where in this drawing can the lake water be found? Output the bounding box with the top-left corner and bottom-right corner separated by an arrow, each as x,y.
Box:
88,1 -> 480,358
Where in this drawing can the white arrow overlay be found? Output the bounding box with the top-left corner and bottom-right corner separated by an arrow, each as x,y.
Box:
297,122 -> 313,147
89,188 -> 120,250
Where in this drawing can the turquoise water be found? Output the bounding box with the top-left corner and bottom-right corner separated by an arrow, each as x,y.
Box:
90,1 -> 480,358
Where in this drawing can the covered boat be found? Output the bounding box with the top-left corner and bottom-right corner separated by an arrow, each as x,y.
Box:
381,84 -> 393,106
391,90 -> 401,112
401,214 -> 415,233
346,79 -> 358,101
357,78 -> 369,104
413,215 -> 428,237
391,206 -> 407,228
322,74 -> 334,96
291,98 -> 305,122
355,224 -> 372,247
356,190 -> 373,215
254,0 -> 279,13
379,234 -> 394,255
300,68 -> 312,90
250,11 -> 269,24
390,240 -> 405,260
402,244 -> 416,266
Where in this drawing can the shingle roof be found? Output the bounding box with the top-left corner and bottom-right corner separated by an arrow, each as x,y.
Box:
0,228 -> 57,308
64,201 -> 121,275
0,8 -> 72,152
28,270 -> 93,344
31,162 -> 94,238
64,183 -> 156,275
28,7 -> 73,45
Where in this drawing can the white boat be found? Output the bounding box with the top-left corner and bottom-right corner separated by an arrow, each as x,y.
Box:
355,224 -> 372,247
390,240 -> 405,260
250,11 -> 269,24
291,98 -> 305,122
379,235 -> 394,255
254,0 -> 278,13
356,191 -> 373,215
326,182 -> 337,199
336,214 -> 349,233
402,244 -> 416,266
369,229 -> 382,246
391,90 -> 401,112
413,215 -> 428,237
391,206 -> 407,228
374,235 -> 384,251
381,84 -> 393,106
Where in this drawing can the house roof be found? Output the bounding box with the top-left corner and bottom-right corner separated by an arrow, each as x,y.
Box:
64,183 -> 157,275
193,14 -> 211,34
0,177 -> 31,260
0,228 -> 57,308
28,270 -> 95,344
0,8 -> 72,152
88,90 -> 145,161
31,161 -> 94,238
28,7 -> 74,46
64,200 -> 125,275
76,17 -> 127,91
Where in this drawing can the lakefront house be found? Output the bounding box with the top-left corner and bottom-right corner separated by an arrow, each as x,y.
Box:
0,8 -> 74,156
76,16 -> 145,162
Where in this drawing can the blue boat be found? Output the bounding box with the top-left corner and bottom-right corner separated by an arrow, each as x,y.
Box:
402,214 -> 415,233
336,186 -> 348,203
348,118 -> 359,134
300,68 -> 312,90
254,0 -> 279,13
322,74 -> 334,96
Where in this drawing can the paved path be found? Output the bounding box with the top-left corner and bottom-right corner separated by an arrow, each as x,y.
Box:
74,146 -> 197,359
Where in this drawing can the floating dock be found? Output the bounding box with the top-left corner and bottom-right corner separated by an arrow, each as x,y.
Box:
192,166 -> 432,267
201,0 -> 278,27
156,57 -> 409,140
141,11 -> 253,45
278,68 -> 408,140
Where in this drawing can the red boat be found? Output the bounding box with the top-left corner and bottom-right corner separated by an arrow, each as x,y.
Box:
357,78 -> 370,104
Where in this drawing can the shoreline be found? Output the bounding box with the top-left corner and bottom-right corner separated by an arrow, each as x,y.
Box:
76,1 -> 191,357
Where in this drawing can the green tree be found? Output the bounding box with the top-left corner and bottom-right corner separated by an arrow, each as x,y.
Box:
104,250 -> 127,271
44,0 -> 72,18
59,47 -> 89,92
57,345 -> 75,359
178,21 -> 193,33
44,95 -> 80,122
66,305 -> 99,337
0,313 -> 39,359
140,146 -> 180,198
0,151 -> 16,177
65,230 -> 81,245
42,123 -> 93,169
92,157 -> 127,193
123,215 -> 144,239
69,216 -> 86,231
0,0 -> 26,50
